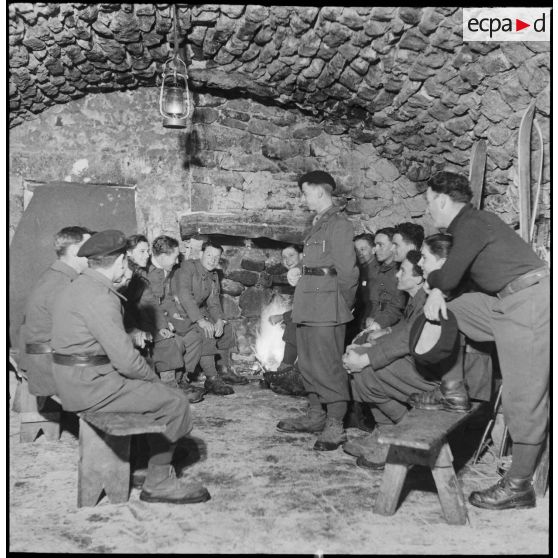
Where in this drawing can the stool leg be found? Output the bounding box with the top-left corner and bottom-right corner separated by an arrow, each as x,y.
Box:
78,418 -> 131,508
430,443 -> 468,525
18,379 -> 61,443
374,446 -> 411,516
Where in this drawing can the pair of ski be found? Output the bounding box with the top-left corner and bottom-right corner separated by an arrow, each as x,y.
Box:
470,101 -> 544,245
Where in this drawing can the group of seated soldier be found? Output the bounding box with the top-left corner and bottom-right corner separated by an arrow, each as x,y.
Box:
15,169 -> 549,513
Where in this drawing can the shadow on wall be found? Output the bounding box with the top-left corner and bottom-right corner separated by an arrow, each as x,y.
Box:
180,130 -> 202,169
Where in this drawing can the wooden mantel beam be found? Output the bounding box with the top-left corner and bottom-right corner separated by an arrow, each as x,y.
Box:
179,211 -> 313,244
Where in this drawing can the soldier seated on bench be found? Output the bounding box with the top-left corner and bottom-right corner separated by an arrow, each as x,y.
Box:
341,249 -> 463,470
51,230 -> 210,505
19,226 -> 93,397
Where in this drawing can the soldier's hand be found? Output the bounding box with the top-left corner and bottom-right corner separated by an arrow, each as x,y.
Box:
214,319 -> 225,338
269,314 -> 284,325
197,318 -> 215,338
287,267 -> 302,287
159,328 -> 174,339
342,347 -> 370,374
365,318 -> 381,332
424,288 -> 447,321
130,329 -> 150,348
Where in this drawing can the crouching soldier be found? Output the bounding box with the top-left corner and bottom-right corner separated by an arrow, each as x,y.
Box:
51,230 -> 210,505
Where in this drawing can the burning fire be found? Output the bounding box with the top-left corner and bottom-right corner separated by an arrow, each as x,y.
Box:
254,295 -> 292,371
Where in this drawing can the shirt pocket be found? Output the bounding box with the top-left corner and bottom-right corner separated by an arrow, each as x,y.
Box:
303,239 -> 327,265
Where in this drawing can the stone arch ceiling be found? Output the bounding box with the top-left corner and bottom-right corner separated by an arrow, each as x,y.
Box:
9,4 -> 550,192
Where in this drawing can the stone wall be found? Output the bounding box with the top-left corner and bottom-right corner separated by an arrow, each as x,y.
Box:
9,87 -> 429,242
9,5 -> 551,242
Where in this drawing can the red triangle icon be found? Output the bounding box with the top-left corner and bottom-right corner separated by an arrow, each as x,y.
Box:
516,19 -> 530,31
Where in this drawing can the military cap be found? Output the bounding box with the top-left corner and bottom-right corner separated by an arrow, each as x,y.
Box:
77,229 -> 127,258
409,310 -> 460,366
298,170 -> 336,192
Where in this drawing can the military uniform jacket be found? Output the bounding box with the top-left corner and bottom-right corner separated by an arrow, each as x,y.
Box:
292,205 -> 358,325
19,260 -> 78,371
368,260 -> 407,328
51,268 -> 157,411
355,258 -> 381,328
172,259 -> 224,330
367,287 -> 427,370
136,263 -> 176,334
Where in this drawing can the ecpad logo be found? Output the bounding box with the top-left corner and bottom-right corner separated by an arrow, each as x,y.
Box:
463,8 -> 551,41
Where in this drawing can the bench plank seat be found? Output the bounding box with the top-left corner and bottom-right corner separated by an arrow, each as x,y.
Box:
377,406 -> 479,451
80,412 -> 167,436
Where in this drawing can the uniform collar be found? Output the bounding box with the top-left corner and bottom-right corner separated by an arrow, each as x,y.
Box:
83,268 -> 127,301
51,259 -> 79,280
378,259 -> 397,272
195,258 -> 213,278
313,204 -> 338,225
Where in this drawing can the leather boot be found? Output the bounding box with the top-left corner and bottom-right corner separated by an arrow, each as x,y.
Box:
356,442 -> 390,470
177,377 -> 205,404
344,401 -> 376,433
313,417 -> 347,451
469,476 -> 536,510
219,368 -> 249,385
270,367 -> 307,397
342,428 -> 382,458
139,465 -> 210,504
205,375 -> 234,395
277,407 -> 326,433
408,380 -> 471,413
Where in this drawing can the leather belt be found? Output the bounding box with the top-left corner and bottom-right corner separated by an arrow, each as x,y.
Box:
302,266 -> 337,276
25,343 -> 53,354
52,353 -> 110,367
497,266 -> 549,299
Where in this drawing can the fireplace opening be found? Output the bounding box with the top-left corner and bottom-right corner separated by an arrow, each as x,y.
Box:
183,233 -> 302,374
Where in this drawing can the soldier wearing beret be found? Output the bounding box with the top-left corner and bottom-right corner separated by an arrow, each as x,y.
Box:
51,230 -> 210,505
19,226 -> 92,396
423,171 -> 550,510
277,170 -> 359,451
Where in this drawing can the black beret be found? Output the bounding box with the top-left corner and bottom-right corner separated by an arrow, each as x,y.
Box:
77,229 -> 127,258
298,170 -> 336,192
409,310 -> 460,367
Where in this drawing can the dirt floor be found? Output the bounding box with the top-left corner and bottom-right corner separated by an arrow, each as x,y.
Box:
9,372 -> 549,555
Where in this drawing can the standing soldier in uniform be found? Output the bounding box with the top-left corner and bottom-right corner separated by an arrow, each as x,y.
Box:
423,171 -> 549,510
277,171 -> 359,451
51,230 -> 210,505
19,226 -> 92,396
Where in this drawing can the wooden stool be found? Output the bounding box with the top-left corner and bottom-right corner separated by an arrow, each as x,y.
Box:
78,412 -> 167,508
14,378 -> 61,443
374,404 -> 480,525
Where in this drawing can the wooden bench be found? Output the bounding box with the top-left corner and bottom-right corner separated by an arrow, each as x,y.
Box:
374,403 -> 480,525
13,377 -> 62,443
77,412 -> 167,508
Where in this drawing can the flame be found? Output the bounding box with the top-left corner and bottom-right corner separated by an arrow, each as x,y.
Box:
254,295 -> 292,371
